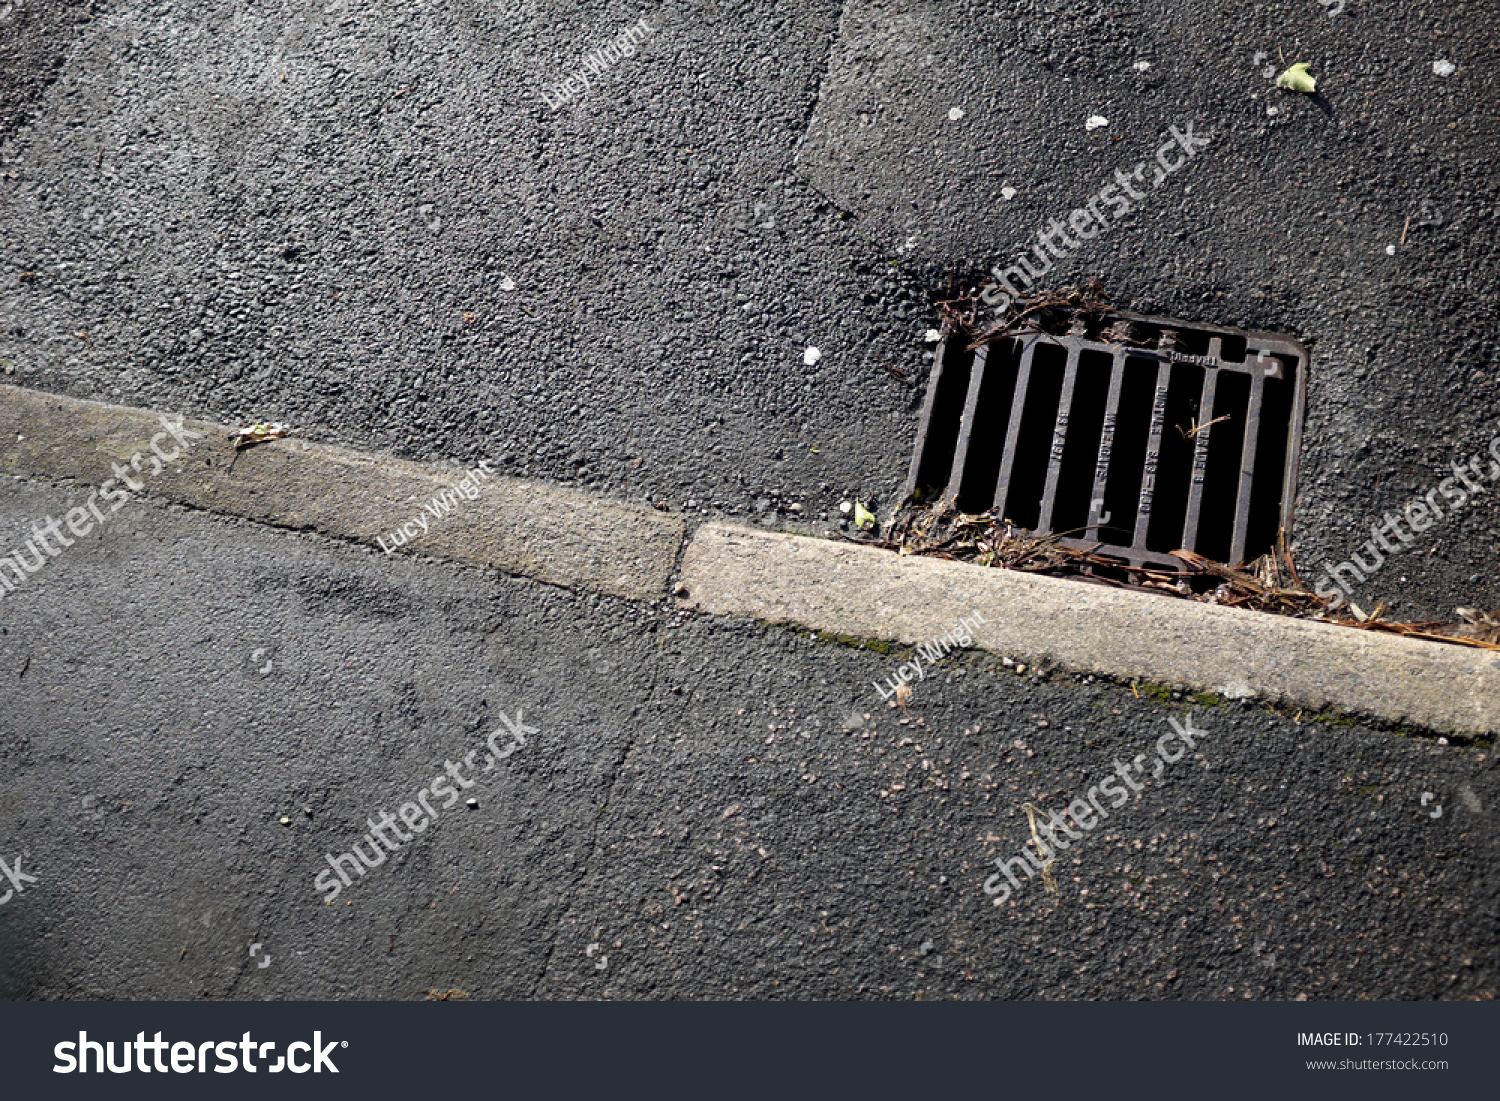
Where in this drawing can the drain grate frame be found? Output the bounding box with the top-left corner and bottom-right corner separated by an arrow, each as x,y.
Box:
906,308 -> 1309,570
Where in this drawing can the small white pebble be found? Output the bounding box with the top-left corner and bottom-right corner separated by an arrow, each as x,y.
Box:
1433,59 -> 1456,77
803,346 -> 822,366
1132,60 -> 1151,72
500,276 -> 516,291
1386,244 -> 1397,255
948,106 -> 965,121
1437,737 -> 1449,746
1000,185 -> 1017,200
839,500 -> 852,514
924,328 -> 942,343
1085,115 -> 1109,131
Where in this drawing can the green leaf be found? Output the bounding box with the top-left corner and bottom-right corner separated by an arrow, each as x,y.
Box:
1276,63 -> 1317,93
853,500 -> 876,529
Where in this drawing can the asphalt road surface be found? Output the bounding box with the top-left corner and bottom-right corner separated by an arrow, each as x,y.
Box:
1,0 -> 1497,1000
0,479 -> 1495,999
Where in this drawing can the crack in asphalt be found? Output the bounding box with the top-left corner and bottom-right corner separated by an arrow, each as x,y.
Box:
529,608 -> 675,996
790,0 -> 849,168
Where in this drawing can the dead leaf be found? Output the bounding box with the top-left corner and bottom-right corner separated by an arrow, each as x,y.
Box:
230,423 -> 291,451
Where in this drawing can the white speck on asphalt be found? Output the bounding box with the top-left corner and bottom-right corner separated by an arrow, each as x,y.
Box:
803,346 -> 821,366
1433,59 -> 1456,77
1085,115 -> 1109,131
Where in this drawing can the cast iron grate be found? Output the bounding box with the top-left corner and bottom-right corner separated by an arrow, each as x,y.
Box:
906,309 -> 1308,569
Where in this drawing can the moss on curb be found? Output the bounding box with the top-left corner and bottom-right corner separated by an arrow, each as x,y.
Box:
789,624 -> 898,656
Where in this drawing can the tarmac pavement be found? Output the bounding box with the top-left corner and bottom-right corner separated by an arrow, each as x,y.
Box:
1,0 -> 1498,1001
0,465 -> 1496,999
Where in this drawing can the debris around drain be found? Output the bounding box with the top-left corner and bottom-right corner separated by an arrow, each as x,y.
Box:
884,502 -> 1324,614
875,498 -> 1500,651
230,422 -> 291,450
925,283 -> 1307,570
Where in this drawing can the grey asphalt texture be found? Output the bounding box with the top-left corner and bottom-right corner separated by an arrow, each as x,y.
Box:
3,0 -> 1498,620
1,0 -> 1498,1000
0,478 -> 1495,999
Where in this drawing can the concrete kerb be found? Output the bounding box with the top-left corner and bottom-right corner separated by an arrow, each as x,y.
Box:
4,384 -> 1496,737
676,523 -> 1500,739
0,385 -> 685,601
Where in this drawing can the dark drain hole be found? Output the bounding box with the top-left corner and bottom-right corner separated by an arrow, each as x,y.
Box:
1005,343 -> 1068,530
1247,365 -> 1296,557
906,304 -> 1308,570
1195,371 -> 1251,563
1145,363 -> 1205,554
952,339 -> 1020,513
910,340 -> 974,497
1048,350 -> 1113,536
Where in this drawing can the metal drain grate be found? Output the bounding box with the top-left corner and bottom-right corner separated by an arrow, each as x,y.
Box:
906,309 -> 1308,569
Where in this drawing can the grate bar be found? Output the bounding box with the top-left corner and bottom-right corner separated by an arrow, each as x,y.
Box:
1131,359 -> 1171,550
992,336 -> 1039,514
1037,338 -> 1082,533
1086,348 -> 1128,543
1230,368 -> 1266,566
943,342 -> 990,503
906,309 -> 1306,574
1180,342 -> 1220,553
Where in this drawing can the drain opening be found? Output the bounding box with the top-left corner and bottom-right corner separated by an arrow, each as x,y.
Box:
906,307 -> 1308,569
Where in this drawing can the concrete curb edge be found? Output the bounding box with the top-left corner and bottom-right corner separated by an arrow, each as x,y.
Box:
4,385 -> 1495,736
0,385 -> 685,601
677,522 -> 1500,738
